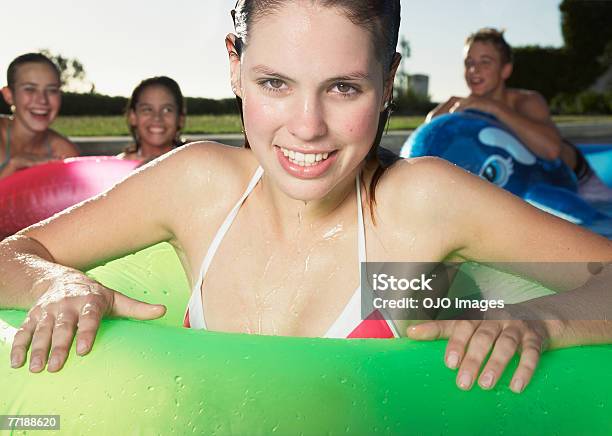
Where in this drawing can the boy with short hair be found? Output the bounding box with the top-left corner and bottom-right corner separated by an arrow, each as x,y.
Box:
428,28 -> 609,200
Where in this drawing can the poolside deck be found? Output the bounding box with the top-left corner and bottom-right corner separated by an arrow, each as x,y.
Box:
72,122 -> 612,156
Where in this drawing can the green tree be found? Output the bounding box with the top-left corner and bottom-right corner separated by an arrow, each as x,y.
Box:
508,0 -> 612,113
39,49 -> 95,93
560,0 -> 612,61
559,0 -> 612,91
507,46 -> 570,100
394,36 -> 411,97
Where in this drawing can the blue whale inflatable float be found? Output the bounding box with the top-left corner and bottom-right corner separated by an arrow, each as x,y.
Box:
400,110 -> 608,225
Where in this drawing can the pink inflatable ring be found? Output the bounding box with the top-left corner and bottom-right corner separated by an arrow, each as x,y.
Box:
0,157 -> 139,238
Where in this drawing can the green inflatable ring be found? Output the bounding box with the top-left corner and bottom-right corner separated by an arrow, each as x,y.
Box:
1,242 -> 610,435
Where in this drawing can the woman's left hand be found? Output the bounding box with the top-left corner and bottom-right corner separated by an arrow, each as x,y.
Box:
406,312 -> 549,393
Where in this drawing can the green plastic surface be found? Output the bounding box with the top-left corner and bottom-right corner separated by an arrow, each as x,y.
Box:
0,243 -> 610,435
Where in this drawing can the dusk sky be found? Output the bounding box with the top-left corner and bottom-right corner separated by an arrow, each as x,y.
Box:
2,0 -> 564,102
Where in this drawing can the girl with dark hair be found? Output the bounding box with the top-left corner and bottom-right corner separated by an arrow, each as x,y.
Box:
117,76 -> 186,162
0,53 -> 79,179
0,1 -> 611,397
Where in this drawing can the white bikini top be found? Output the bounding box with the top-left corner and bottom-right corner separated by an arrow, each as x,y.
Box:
185,166 -> 399,338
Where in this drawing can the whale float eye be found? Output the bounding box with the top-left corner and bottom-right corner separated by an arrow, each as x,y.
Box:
482,163 -> 499,182
478,155 -> 513,187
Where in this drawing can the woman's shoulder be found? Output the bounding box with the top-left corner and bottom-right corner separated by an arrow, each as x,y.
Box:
152,141 -> 259,197
172,141 -> 256,172
372,156 -> 488,220
48,129 -> 80,157
375,154 -> 542,226
376,156 -> 466,196
116,151 -> 131,160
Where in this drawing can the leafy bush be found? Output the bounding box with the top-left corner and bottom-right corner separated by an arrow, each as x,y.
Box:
550,92 -> 578,114
0,92 -> 239,116
576,91 -> 610,114
508,46 -> 572,101
551,91 -> 612,114
60,93 -> 127,115
394,90 -> 436,116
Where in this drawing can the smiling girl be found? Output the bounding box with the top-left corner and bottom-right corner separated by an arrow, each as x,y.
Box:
118,76 -> 186,163
0,1 -> 611,395
0,53 -> 79,179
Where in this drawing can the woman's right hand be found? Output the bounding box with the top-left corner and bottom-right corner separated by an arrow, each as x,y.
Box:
10,269 -> 166,372
0,155 -> 54,179
11,154 -> 57,170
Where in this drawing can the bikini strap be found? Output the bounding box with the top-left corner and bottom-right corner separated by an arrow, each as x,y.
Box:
0,123 -> 10,171
355,174 -> 400,338
356,174 -> 366,264
45,132 -> 53,158
189,165 -> 265,327
198,165 -> 263,281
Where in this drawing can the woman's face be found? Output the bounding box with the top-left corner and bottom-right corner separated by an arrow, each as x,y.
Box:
232,3 -> 391,201
129,85 -> 182,149
7,62 -> 61,133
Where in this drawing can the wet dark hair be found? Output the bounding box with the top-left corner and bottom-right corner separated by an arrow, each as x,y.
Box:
7,53 -> 61,90
465,28 -> 513,65
124,76 -> 186,154
231,0 -> 401,219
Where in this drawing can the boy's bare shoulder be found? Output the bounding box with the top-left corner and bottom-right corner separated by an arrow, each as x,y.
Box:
508,88 -> 548,107
507,88 -> 552,120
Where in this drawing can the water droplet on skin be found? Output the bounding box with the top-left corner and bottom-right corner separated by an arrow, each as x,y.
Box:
322,223 -> 344,240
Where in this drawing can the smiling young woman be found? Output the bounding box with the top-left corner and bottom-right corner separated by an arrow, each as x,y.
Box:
118,76 -> 186,163
0,1 -> 610,397
0,53 -> 79,179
